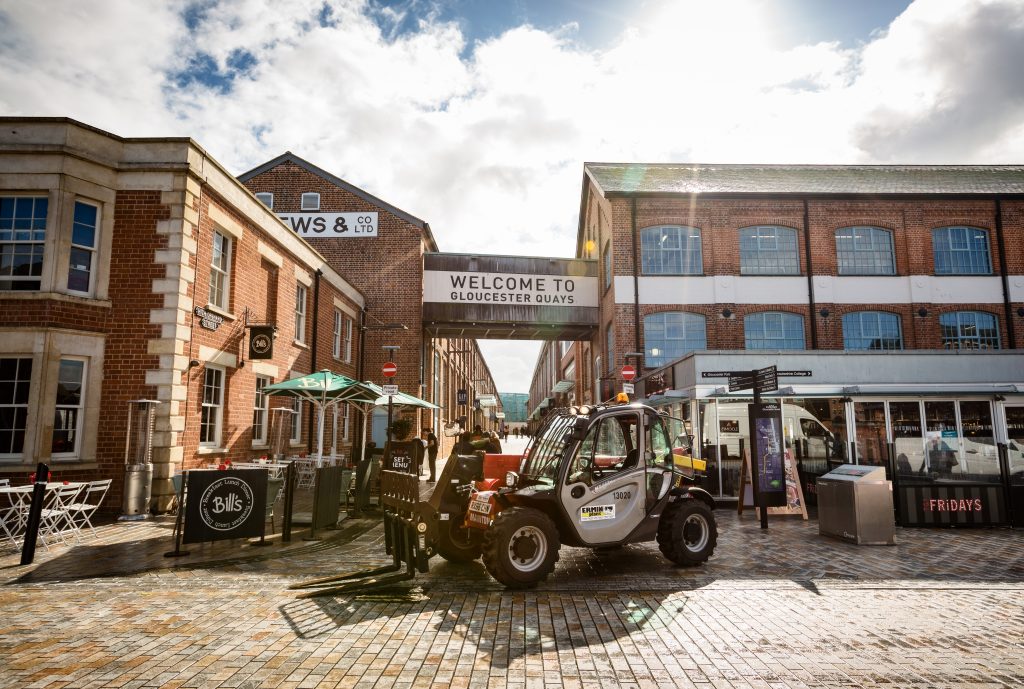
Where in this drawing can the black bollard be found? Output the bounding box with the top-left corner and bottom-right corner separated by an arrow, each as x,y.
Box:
20,463 -> 49,565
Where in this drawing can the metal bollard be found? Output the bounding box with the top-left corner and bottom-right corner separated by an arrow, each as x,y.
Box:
20,463 -> 49,566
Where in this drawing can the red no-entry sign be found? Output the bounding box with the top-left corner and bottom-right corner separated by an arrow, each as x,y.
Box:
382,362 -> 398,378
621,365 -> 636,381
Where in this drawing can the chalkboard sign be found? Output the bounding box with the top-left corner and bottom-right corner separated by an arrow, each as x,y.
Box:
384,440 -> 421,474
183,469 -> 267,544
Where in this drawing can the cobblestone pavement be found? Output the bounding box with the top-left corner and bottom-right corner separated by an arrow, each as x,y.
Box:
1,506 -> 1023,689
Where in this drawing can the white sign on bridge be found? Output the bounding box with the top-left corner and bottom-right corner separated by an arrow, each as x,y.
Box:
278,212 -> 378,238
424,271 -> 598,307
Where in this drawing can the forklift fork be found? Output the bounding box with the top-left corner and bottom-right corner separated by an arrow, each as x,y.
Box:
290,470 -> 426,598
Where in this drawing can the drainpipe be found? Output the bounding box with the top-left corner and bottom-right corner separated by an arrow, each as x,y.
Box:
803,199 -> 819,349
307,268 -> 322,453
631,197 -> 641,365
994,198 -> 1016,349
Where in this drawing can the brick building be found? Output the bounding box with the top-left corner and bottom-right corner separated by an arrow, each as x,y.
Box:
532,163 -> 1024,521
239,153 -> 501,456
0,118 -> 365,512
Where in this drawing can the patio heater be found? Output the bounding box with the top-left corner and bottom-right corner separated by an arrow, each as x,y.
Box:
271,407 -> 296,461
120,399 -> 162,521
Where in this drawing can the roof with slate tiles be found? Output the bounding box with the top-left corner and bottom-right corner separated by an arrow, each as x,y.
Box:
584,163 -> 1024,197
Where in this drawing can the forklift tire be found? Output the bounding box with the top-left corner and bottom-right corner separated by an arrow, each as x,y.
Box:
482,507 -> 560,588
437,519 -> 483,562
657,499 -> 717,566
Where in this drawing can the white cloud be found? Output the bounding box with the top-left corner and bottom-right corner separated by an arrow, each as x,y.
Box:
2,0 -> 1023,392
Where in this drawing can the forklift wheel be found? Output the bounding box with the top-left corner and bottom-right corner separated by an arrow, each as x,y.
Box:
657,500 -> 717,566
437,519 -> 483,562
482,507 -> 560,588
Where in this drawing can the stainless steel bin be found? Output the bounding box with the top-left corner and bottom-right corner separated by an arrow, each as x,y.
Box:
122,462 -> 153,517
817,464 -> 896,545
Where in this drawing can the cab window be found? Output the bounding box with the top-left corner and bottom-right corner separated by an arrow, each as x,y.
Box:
647,418 -> 672,468
567,413 -> 640,485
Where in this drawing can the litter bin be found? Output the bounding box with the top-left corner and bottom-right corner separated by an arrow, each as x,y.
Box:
817,464 -> 896,545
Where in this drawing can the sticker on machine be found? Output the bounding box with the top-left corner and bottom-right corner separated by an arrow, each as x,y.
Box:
580,504 -> 616,521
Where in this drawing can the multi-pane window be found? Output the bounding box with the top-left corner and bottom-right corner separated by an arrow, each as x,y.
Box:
739,225 -> 799,275
0,196 -> 48,291
342,403 -> 350,442
333,310 -> 343,358
301,192 -> 320,210
605,324 -> 614,374
200,366 -> 225,446
209,231 -> 231,310
255,192 -> 273,209
939,311 -> 1000,350
603,241 -> 612,289
933,227 -> 991,275
0,357 -> 32,456
52,359 -> 85,456
640,226 -> 703,275
291,398 -> 302,443
842,311 -> 903,350
744,312 -> 806,350
643,312 -> 707,367
343,316 -> 353,363
252,376 -> 270,444
68,202 -> 98,293
836,227 -> 895,275
295,283 -> 307,344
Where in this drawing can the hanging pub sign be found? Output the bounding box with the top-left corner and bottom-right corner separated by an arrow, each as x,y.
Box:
748,402 -> 787,507
183,469 -> 268,544
248,326 -> 275,360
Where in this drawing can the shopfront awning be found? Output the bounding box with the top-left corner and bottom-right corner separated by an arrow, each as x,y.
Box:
551,379 -> 574,393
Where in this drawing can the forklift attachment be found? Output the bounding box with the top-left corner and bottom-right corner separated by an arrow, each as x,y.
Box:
290,470 -> 428,598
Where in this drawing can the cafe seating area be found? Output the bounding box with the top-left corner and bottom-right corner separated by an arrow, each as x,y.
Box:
0,478 -> 112,551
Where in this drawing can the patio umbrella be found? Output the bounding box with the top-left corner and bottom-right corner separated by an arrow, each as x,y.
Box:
264,370 -> 365,465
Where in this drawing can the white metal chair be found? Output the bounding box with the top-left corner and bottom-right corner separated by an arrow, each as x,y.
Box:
0,485 -> 32,549
37,484 -> 83,547
65,479 -> 112,539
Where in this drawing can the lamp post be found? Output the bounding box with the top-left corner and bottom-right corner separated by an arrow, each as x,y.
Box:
382,345 -> 400,450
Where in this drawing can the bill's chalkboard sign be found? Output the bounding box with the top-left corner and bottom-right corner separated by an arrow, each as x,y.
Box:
183,469 -> 267,544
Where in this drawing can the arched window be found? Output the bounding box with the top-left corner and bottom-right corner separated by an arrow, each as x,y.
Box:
835,227 -> 895,275
842,311 -> 903,350
939,311 -> 1000,350
640,225 -> 702,275
744,312 -> 805,350
932,227 -> 991,275
739,225 -> 799,275
643,312 -> 707,368
603,241 -> 612,289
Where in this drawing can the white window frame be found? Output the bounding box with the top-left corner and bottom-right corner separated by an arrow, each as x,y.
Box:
295,283 -> 307,344
67,200 -> 99,295
0,195 -> 48,292
333,309 -> 342,359
301,192 -> 320,211
209,231 -> 232,311
0,356 -> 33,460
343,316 -> 353,363
253,375 -> 270,445
51,357 -> 87,460
200,365 -> 226,447
290,397 -> 303,444
255,192 -> 274,209
342,403 -> 350,442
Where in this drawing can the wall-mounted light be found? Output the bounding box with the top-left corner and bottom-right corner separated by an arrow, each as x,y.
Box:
994,394 -> 1006,402
187,359 -> 201,369
819,308 -> 830,318
917,308 -> 929,318
721,308 -> 733,319
1017,307 -> 1024,318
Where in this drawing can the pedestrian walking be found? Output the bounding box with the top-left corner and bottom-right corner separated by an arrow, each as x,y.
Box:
426,429 -> 438,482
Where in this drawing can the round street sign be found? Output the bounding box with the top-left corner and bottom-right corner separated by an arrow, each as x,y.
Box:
621,365 -> 636,381
382,362 -> 398,378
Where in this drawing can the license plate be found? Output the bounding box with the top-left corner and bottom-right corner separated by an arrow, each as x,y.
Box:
469,499 -> 491,514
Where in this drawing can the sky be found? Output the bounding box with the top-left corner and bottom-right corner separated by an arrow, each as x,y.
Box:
2,0 -> 1024,394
